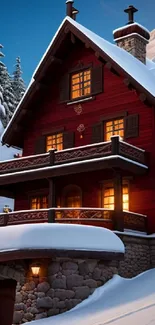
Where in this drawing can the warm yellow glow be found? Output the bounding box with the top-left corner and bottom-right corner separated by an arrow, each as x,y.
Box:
31,196 -> 48,210
71,69 -> 91,99
31,266 -> 40,276
105,119 -> 124,141
46,133 -> 63,152
103,184 -> 129,211
123,185 -> 129,210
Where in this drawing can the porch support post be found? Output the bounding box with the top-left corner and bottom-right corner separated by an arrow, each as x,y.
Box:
0,279 -> 17,325
113,172 -> 124,231
48,178 -> 56,223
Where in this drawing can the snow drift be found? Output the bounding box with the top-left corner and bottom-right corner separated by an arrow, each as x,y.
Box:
25,269 -> 155,325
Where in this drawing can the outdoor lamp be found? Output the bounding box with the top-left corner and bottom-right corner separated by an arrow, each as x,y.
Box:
31,264 -> 40,277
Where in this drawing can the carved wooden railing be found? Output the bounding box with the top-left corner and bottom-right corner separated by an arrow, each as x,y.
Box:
124,211 -> 147,232
0,207 -> 147,232
0,136 -> 146,174
0,209 -> 48,226
0,153 -> 50,174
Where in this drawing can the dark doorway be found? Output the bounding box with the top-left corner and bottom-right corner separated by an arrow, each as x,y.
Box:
0,279 -> 17,325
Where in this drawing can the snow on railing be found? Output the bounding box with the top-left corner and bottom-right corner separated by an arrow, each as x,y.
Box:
0,136 -> 146,174
0,207 -> 147,232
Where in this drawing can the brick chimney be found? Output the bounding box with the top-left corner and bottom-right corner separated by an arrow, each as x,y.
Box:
66,0 -> 79,20
113,5 -> 150,64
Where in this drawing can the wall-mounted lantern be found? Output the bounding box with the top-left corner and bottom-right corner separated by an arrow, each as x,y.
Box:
31,263 -> 40,278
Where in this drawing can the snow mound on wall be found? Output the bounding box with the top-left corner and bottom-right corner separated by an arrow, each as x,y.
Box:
0,223 -> 124,253
25,269 -> 155,325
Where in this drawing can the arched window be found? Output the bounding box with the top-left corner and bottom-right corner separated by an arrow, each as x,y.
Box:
62,185 -> 82,207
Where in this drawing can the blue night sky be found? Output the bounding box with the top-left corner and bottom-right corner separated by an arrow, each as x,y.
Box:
1,0 -> 155,86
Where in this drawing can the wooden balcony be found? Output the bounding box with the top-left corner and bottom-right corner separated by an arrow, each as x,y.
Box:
0,136 -> 147,176
0,208 -> 147,233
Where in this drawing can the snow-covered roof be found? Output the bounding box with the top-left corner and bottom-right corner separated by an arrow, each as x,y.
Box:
24,268 -> 155,325
2,17 -> 155,143
0,223 -> 125,254
113,22 -> 150,35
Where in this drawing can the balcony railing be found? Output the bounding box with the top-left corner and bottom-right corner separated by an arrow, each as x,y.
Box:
0,136 -> 146,175
0,208 -> 147,232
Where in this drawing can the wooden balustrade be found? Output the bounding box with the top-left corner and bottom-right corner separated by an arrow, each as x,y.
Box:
0,208 -> 147,232
0,137 -> 146,175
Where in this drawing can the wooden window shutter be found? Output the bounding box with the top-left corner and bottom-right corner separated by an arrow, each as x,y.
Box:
34,136 -> 46,154
91,65 -> 103,95
59,74 -> 70,103
125,114 -> 139,139
63,131 -> 75,149
92,123 -> 103,143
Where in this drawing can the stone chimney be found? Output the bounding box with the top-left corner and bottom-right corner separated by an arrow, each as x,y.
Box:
66,0 -> 79,20
113,5 -> 150,64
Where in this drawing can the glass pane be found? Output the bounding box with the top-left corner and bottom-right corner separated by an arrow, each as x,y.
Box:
46,133 -> 63,151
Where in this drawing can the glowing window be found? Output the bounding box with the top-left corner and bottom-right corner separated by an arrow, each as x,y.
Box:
103,183 -> 129,211
46,133 -> 63,152
31,196 -> 48,209
71,69 -> 91,100
105,118 -> 124,141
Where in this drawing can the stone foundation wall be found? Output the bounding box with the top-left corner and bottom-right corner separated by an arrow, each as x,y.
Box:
117,234 -> 151,277
13,259 -> 118,324
9,233 -> 155,324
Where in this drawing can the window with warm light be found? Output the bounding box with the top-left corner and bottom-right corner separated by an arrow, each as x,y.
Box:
105,118 -> 124,141
71,69 -> 91,100
46,133 -> 63,152
102,183 -> 129,211
31,196 -> 48,209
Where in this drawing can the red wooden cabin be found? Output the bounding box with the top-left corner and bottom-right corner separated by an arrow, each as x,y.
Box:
0,2 -> 155,233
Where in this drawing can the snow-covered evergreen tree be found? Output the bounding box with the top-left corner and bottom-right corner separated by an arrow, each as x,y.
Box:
0,45 -> 17,127
0,45 -> 7,127
12,57 -> 25,104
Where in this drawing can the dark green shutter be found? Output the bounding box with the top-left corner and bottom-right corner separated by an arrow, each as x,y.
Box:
125,114 -> 139,139
91,65 -> 103,95
92,123 -> 103,143
63,131 -> 75,149
59,74 -> 70,103
34,136 -> 46,154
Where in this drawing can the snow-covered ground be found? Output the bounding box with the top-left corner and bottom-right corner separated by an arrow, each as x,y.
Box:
0,223 -> 124,253
25,269 -> 155,325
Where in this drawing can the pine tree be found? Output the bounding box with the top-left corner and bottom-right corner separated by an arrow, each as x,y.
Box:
12,57 -> 25,104
0,45 -> 7,128
0,45 -> 16,127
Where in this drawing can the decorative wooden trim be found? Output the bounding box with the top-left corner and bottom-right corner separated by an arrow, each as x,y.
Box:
105,62 -> 120,76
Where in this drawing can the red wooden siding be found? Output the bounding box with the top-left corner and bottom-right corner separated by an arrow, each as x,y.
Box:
15,43 -> 155,233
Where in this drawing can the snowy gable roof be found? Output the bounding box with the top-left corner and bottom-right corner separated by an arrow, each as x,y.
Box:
2,17 -> 155,145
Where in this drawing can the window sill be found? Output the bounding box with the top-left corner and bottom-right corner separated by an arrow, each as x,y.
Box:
67,96 -> 95,106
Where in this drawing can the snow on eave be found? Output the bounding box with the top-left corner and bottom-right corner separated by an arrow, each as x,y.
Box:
113,22 -> 150,35
0,223 -> 125,254
114,32 -> 149,43
2,17 -> 155,144
32,17 -> 69,79
0,155 -> 148,180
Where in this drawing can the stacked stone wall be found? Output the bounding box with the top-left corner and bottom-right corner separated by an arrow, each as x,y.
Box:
13,259 -> 118,323
0,234 -> 153,324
